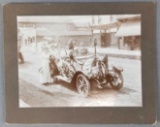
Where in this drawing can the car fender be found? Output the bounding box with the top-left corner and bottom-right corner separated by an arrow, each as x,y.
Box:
113,65 -> 123,72
71,71 -> 91,85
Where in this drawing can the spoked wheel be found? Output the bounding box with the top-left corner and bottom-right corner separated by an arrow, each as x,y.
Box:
110,71 -> 123,90
76,74 -> 90,97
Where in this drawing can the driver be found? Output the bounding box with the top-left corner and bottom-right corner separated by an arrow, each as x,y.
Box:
68,40 -> 84,67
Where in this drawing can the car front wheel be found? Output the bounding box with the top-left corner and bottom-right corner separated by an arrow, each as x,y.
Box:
76,74 -> 90,97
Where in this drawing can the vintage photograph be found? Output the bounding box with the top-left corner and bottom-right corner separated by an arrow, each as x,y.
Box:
17,15 -> 142,107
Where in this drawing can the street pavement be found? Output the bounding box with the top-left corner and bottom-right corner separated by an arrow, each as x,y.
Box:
18,49 -> 142,107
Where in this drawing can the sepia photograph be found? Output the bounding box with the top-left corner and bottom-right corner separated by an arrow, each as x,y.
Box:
17,15 -> 142,107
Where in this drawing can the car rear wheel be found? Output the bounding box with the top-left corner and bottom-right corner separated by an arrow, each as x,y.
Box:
76,74 -> 90,97
110,71 -> 123,90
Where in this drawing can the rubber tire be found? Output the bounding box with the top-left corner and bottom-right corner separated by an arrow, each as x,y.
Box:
76,74 -> 91,97
110,72 -> 123,90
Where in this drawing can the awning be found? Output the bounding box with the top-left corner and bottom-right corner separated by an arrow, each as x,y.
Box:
73,22 -> 120,31
91,22 -> 120,30
115,21 -> 141,37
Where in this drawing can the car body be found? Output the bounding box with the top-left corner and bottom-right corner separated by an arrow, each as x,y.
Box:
49,44 -> 123,97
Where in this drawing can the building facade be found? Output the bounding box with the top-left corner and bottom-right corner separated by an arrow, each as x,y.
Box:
17,15 -> 141,51
90,15 -> 141,50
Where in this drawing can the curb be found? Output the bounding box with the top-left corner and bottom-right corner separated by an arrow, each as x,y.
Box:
98,52 -> 141,60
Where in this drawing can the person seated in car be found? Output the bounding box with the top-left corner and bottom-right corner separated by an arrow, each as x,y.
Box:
68,40 -> 76,62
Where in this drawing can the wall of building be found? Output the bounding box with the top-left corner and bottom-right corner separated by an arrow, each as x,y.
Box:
18,15 -> 141,51
124,36 -> 141,50
110,32 -> 119,48
37,35 -> 92,48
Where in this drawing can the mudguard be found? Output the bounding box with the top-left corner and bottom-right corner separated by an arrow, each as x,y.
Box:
113,65 -> 123,72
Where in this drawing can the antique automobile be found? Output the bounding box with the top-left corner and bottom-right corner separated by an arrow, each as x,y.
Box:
49,42 -> 123,97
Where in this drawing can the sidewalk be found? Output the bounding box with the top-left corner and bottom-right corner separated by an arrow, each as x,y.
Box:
87,47 -> 141,60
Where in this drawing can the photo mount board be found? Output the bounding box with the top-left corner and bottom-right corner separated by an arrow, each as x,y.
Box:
3,2 -> 156,124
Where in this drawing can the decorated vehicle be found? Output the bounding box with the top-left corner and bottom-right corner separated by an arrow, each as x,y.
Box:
49,42 -> 123,97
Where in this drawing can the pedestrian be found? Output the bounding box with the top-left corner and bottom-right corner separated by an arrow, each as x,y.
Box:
18,36 -> 24,64
39,45 -> 53,85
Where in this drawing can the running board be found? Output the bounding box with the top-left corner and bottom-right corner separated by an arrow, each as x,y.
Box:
95,79 -> 107,89
55,76 -> 71,84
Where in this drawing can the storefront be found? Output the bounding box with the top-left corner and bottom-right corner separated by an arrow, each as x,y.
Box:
115,19 -> 141,50
91,22 -> 120,48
